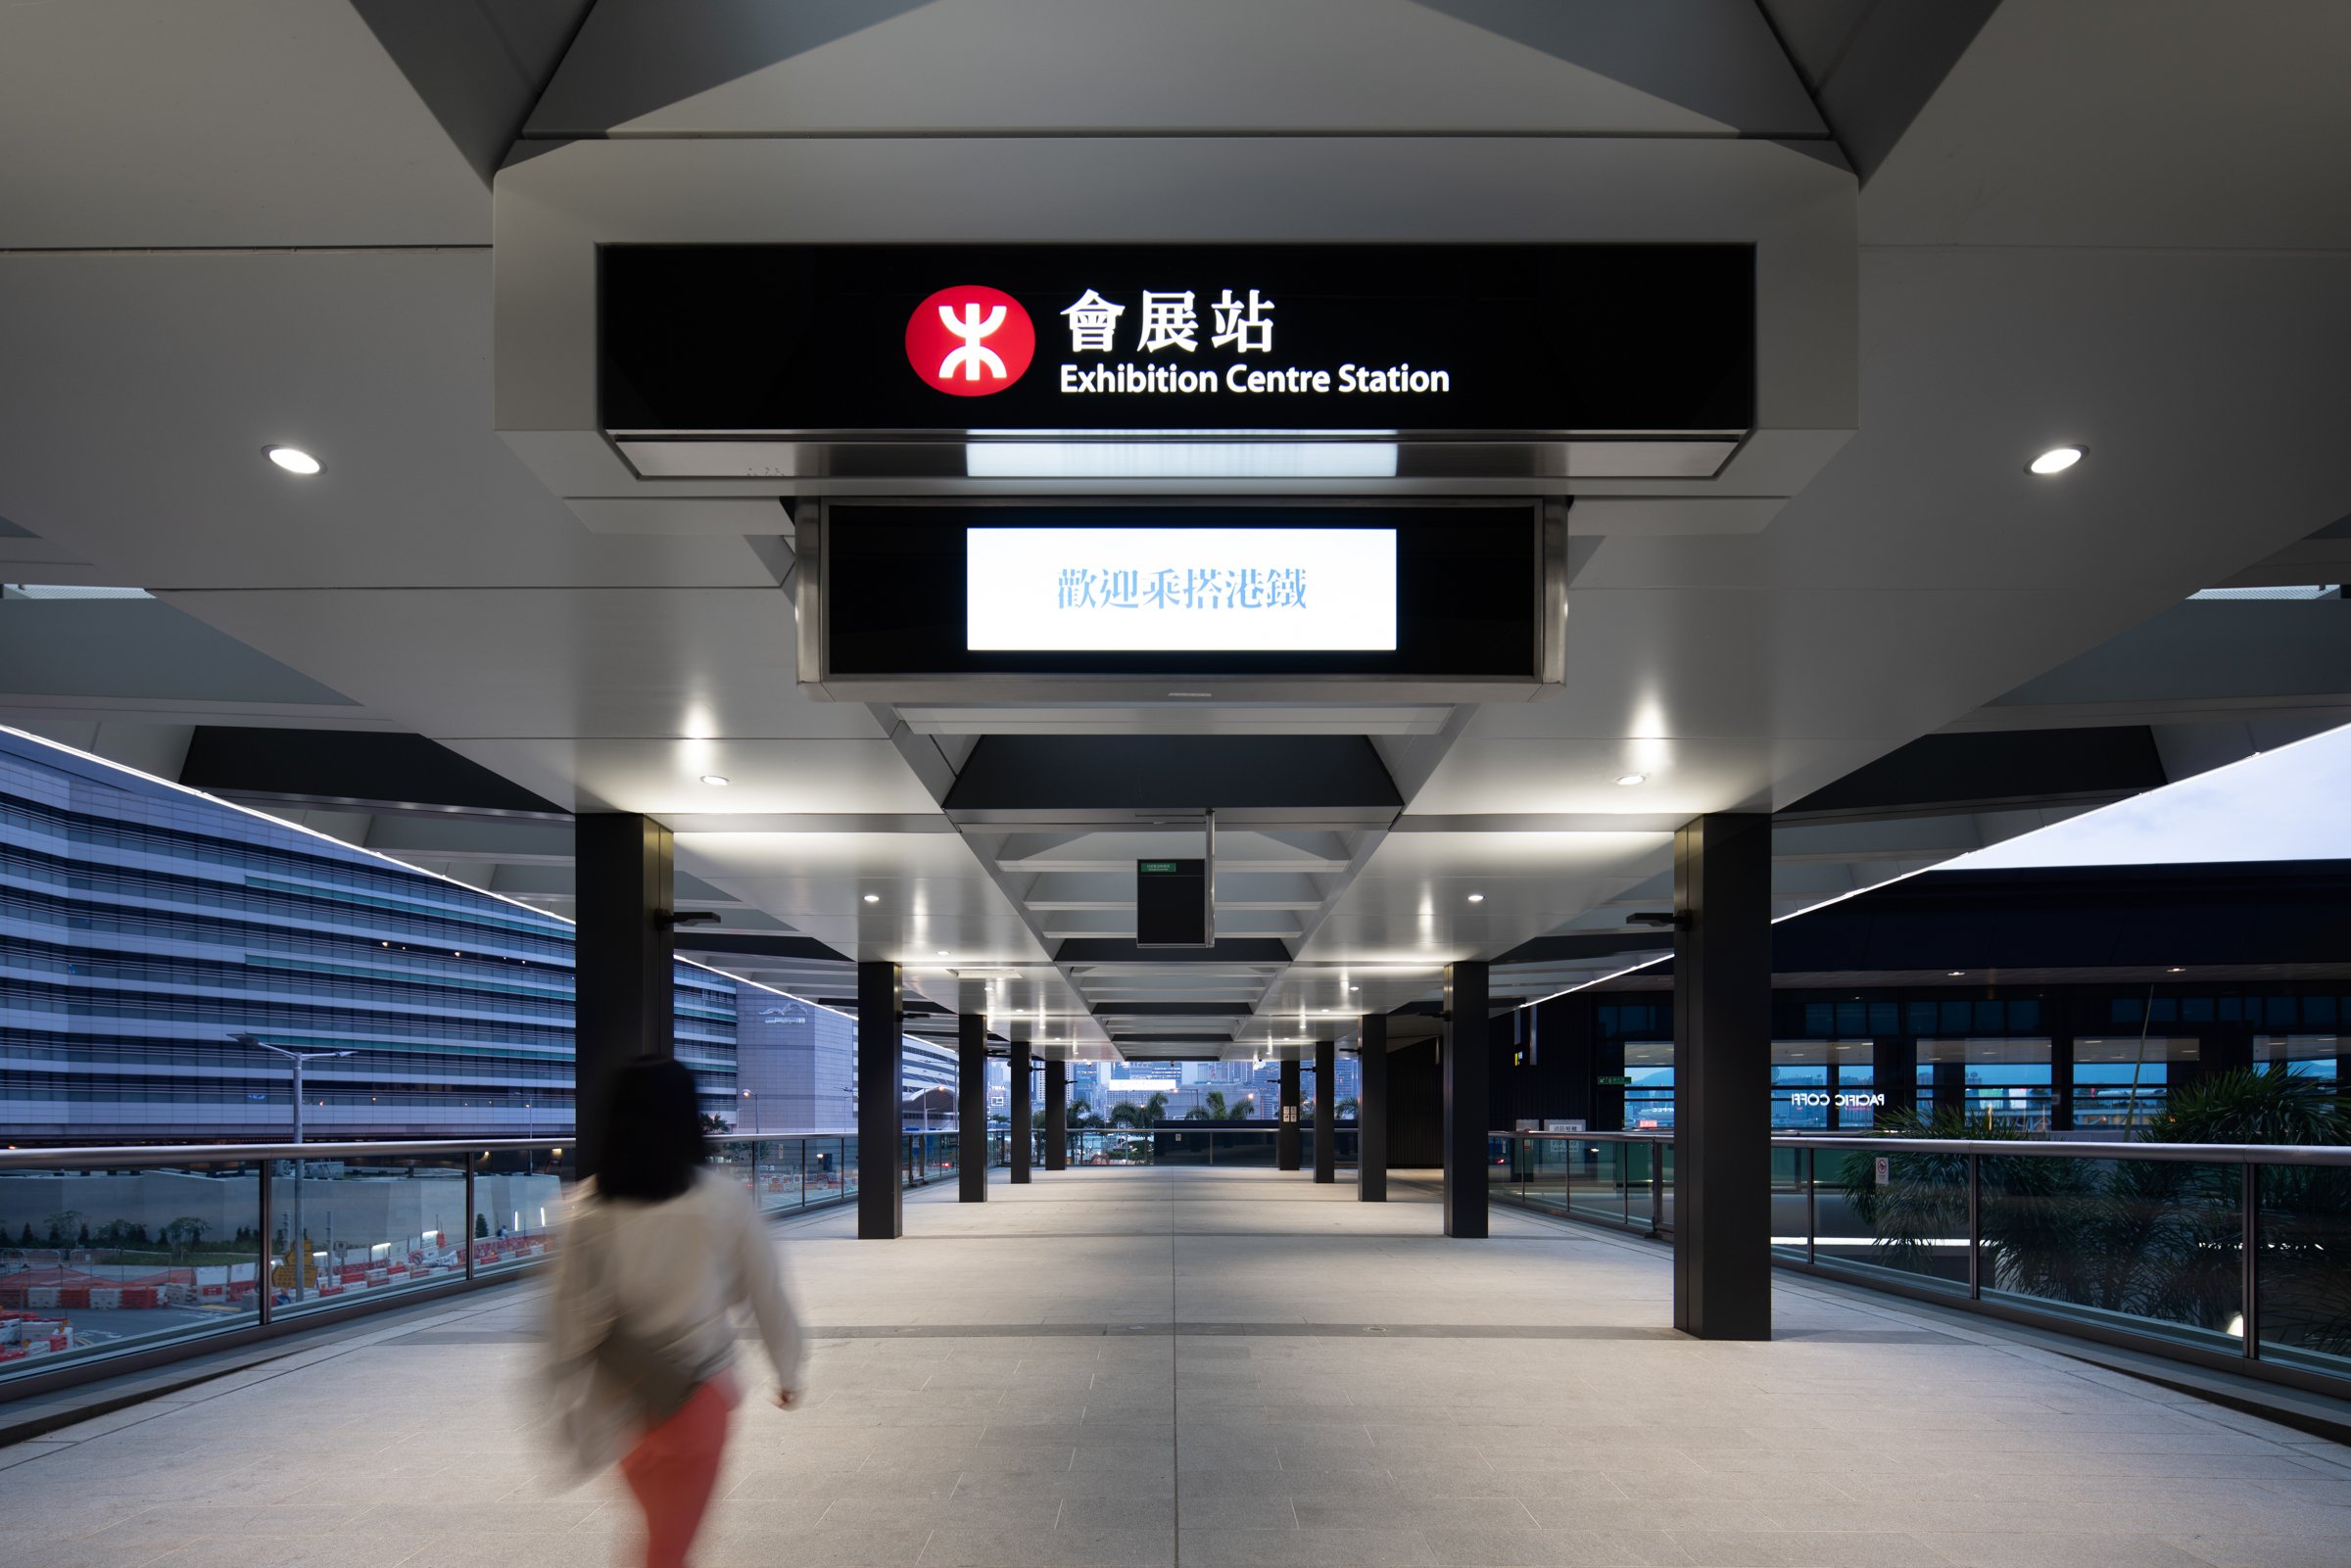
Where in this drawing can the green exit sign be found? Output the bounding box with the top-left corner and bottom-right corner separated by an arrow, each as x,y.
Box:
1138,861 -> 1179,874
1598,1074 -> 1632,1087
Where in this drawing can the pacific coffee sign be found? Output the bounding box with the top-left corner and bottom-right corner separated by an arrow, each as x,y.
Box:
599,243 -> 1753,437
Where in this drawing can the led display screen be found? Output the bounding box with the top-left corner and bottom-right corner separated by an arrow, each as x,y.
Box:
965,526 -> 1397,652
820,503 -> 1538,679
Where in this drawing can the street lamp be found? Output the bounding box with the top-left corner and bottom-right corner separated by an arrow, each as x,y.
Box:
233,1034 -> 351,1304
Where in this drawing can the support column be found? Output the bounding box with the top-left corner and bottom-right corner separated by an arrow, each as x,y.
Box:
574,814 -> 674,1181
1357,1016 -> 1387,1202
1008,1034 -> 1032,1185
1874,1037 -> 1919,1119
2048,1035 -> 2075,1132
1933,1058 -> 1966,1119
1443,961 -> 1490,1238
1044,1058 -> 1068,1170
1313,1038 -> 1336,1183
856,962 -> 903,1239
1672,813 -> 1771,1340
1276,1059 -> 1301,1170
958,1014 -> 987,1202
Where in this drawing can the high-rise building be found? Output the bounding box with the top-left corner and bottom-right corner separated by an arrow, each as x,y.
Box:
0,729 -> 740,1143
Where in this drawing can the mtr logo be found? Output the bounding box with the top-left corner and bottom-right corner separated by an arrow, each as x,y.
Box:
905,285 -> 1035,396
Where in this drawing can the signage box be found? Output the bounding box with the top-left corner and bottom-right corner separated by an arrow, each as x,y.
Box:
1135,858 -> 1212,950
796,499 -> 1563,702
599,242 -> 1753,482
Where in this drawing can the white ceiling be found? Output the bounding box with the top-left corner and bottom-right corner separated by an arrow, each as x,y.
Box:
1,0 -> 2345,1059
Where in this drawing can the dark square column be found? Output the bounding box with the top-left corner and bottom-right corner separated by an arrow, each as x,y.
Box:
1044,1058 -> 1068,1170
857,961 -> 903,1240
1557,999 -> 1596,1128
1672,813 -> 1771,1339
1443,960 -> 1490,1238
1933,1059 -> 1966,1118
1313,1038 -> 1336,1183
2048,1035 -> 2075,1132
1357,1016 -> 1388,1202
1594,1036 -> 1626,1131
1277,1059 -> 1301,1169
958,1013 -> 987,1203
1009,1034 -> 1032,1184
574,814 -> 674,1181
1874,1037 -> 1919,1119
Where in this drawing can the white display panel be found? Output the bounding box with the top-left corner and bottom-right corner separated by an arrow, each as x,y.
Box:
965,527 -> 1398,651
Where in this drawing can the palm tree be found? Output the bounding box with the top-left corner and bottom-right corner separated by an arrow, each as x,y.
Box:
1337,1097 -> 1359,1123
1068,1095 -> 1097,1128
1230,1094 -> 1256,1118
1141,1090 -> 1170,1126
1202,1090 -> 1230,1121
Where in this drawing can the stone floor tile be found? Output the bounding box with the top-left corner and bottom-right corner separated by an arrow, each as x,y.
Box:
1179,1527 -> 1440,1566
1911,1533 -> 2220,1568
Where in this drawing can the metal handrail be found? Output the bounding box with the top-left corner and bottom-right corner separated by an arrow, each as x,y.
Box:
0,1138 -> 559,1170
0,1129 -> 965,1173
1494,1129 -> 2351,1167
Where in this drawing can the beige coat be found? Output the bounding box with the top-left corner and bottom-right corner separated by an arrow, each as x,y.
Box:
543,1169 -> 805,1477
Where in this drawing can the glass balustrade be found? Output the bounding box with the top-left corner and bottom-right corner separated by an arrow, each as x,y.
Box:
1,1128 -> 1014,1390
1492,1128 -> 2351,1395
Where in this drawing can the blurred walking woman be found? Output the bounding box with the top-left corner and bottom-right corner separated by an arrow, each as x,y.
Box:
547,1057 -> 804,1568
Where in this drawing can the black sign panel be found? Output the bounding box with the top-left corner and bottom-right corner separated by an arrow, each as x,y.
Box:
820,502 -> 1539,679
1136,859 -> 1211,949
600,244 -> 1752,436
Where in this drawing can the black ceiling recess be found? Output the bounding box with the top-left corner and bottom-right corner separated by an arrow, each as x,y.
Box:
180,726 -> 563,816
1783,727 -> 2167,820
943,736 -> 1400,813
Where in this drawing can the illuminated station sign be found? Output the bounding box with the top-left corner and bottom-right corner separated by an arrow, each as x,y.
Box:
599,242 -> 1753,443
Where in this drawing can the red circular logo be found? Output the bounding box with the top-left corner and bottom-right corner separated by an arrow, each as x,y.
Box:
905,285 -> 1035,397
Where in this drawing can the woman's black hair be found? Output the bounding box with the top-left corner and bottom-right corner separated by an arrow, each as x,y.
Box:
596,1056 -> 705,1202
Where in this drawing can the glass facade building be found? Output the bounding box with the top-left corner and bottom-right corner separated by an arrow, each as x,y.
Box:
0,731 -> 739,1143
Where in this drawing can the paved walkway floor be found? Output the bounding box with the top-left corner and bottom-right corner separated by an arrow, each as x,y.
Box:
4,1166 -> 2348,1568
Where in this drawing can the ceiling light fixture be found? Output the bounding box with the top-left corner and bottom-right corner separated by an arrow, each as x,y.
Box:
264,446 -> 322,476
1466,892 -> 1485,903
1946,970 -> 1965,977
936,949 -> 950,957
698,774 -> 730,786
1615,773 -> 1647,786
2028,445 -> 2084,475
863,893 -> 880,904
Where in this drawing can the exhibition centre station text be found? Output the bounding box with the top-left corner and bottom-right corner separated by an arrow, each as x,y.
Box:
1059,361 -> 1452,396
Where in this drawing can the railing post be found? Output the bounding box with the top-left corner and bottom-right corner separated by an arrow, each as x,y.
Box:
256,1160 -> 274,1326
1806,1146 -> 1817,1266
2240,1161 -> 2260,1360
1966,1152 -> 1982,1300
463,1159 -> 477,1280
1649,1140 -> 1665,1238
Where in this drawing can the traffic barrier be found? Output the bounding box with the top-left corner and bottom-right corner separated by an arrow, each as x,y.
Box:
89,1288 -> 120,1309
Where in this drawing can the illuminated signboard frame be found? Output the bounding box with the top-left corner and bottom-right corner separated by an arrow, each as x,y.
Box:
794,499 -> 1564,704
599,243 -> 1754,481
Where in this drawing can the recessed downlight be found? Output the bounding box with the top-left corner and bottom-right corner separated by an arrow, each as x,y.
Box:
1946,970 -> 1966,977
936,949 -> 950,957
1615,773 -> 1647,786
1466,892 -> 1485,903
698,774 -> 730,786
863,893 -> 881,904
264,445 -> 322,475
2028,445 -> 2084,475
